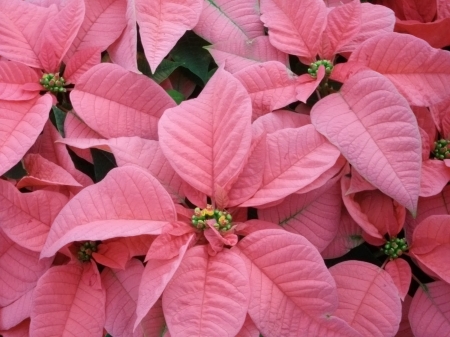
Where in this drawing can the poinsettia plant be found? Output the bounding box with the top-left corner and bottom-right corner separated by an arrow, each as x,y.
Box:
0,0 -> 450,336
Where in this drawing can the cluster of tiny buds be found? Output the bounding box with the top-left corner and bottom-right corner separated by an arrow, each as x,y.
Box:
77,241 -> 98,262
191,204 -> 233,232
40,72 -> 66,93
433,139 -> 450,160
382,237 -> 408,260
307,59 -> 333,78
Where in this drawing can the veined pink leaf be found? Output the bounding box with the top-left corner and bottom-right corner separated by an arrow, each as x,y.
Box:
345,167 -> 376,195
0,61 -> 41,101
408,281 -> 450,337
206,36 -> 288,74
17,153 -> 82,189
233,229 -> 359,336
394,18 -> 450,50
236,315 -> 259,337
93,241 -> 130,270
0,94 -> 53,177
260,0 -> 327,61
140,297 -> 165,337
63,47 -> 102,84
71,63 -> 176,139
41,166 -> 177,258
396,295 -> 413,337
0,179 -> 67,251
311,70 -> 421,214
420,159 -> 450,197
0,288 -> 33,330
240,125 -> 341,207
0,229 -> 52,307
162,246 -> 250,337
385,259 -> 411,301
0,319 -> 30,337
410,215 -> 450,284
0,0 -> 53,68
349,32 -> 450,106
330,261 -> 402,337
234,61 -> 301,119
258,181 -> 342,252
429,97 -> 450,137
65,0 -> 127,59
193,0 -> 264,44
136,0 -> 203,73
252,109 -> 310,135
437,0 -> 450,19
30,264 -> 105,337
159,67 -> 252,199
102,259 -> 144,337
295,66 -> 326,104
135,233 -> 194,329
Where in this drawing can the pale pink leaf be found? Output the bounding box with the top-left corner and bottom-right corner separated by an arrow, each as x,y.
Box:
30,264 -> 105,337
408,281 -> 450,337
41,166 -> 176,258
162,246 -> 250,336
240,125 -> 341,207
136,0 -> 203,72
193,0 -> 264,44
0,94 -> 53,176
0,288 -> 33,330
345,166 -> 377,195
258,181 -> 342,252
71,63 -> 176,139
396,295 -> 413,337
63,47 -> 102,84
0,229 -> 52,308
420,159 -> 450,197
0,61 -> 41,101
295,66 -> 326,104
0,179 -> 67,251
349,32 -> 450,106
429,97 -> 450,137
140,297 -> 165,337
251,109 -> 311,135
260,0 -> 327,60
385,259 -> 411,301
93,241 -> 130,270
236,315 -> 259,337
101,259 -> 144,337
206,36 -> 288,74
65,0 -> 127,59
311,70 -> 421,214
330,261 -> 402,337
159,67 -> 252,198
233,229 -> 360,336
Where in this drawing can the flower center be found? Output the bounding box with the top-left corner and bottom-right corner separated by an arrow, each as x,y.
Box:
432,139 -> 450,160
308,59 -> 333,78
77,241 -> 98,262
191,204 -> 232,232
382,237 -> 408,260
40,72 -> 66,93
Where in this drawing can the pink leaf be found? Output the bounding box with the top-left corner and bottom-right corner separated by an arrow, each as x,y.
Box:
236,315 -> 259,337
136,0 -> 203,72
295,66 -> 326,104
30,264 -> 105,337
0,288 -> 33,330
0,61 -> 41,101
101,259 -> 144,337
140,297 -> 165,337
349,32 -> 450,106
159,67 -> 252,198
330,261 -> 402,337
63,47 -> 102,84
93,241 -> 130,270
385,259 -> 412,301
240,125 -> 341,207
311,70 -> 421,214
206,36 -> 288,74
408,281 -> 450,337
0,179 -> 68,251
0,94 -> 53,176
162,246 -> 250,336
233,229 -> 359,336
41,166 -> 176,258
0,230 -> 52,307
252,109 -> 311,135
396,295 -> 413,337
260,0 -> 327,60
420,159 -> 450,197
193,0 -> 264,44
65,0 -> 127,59
0,319 -> 30,337
71,63 -> 176,139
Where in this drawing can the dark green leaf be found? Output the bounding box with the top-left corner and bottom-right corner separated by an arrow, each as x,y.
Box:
91,148 -> 117,183
150,59 -> 183,83
166,89 -> 185,105
52,106 -> 67,137
2,160 -> 27,179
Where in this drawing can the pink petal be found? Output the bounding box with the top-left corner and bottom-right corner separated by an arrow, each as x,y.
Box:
41,166 -> 177,258
0,61 -> 41,101
295,66 -> 326,104
0,288 -> 33,330
193,0 -> 264,44
0,179 -> 67,251
420,159 -> 450,197
159,67 -> 252,199
101,259 -> 144,337
65,0 -> 127,59
162,246 -> 250,336
136,0 -> 203,72
385,259 -> 412,301
330,260 -> 402,337
236,315 -> 259,337
311,69 -> 421,214
206,36 -> 288,74
71,63 -> 176,139
93,241 -> 130,270
437,0 -> 450,19
240,125 -> 341,207
251,109 -> 311,135
0,94 -> 53,176
63,47 -> 102,84
430,97 -> 450,137
349,32 -> 450,106
394,17 -> 450,50
408,281 -> 450,337
30,264 -> 105,337
260,0 -> 327,60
